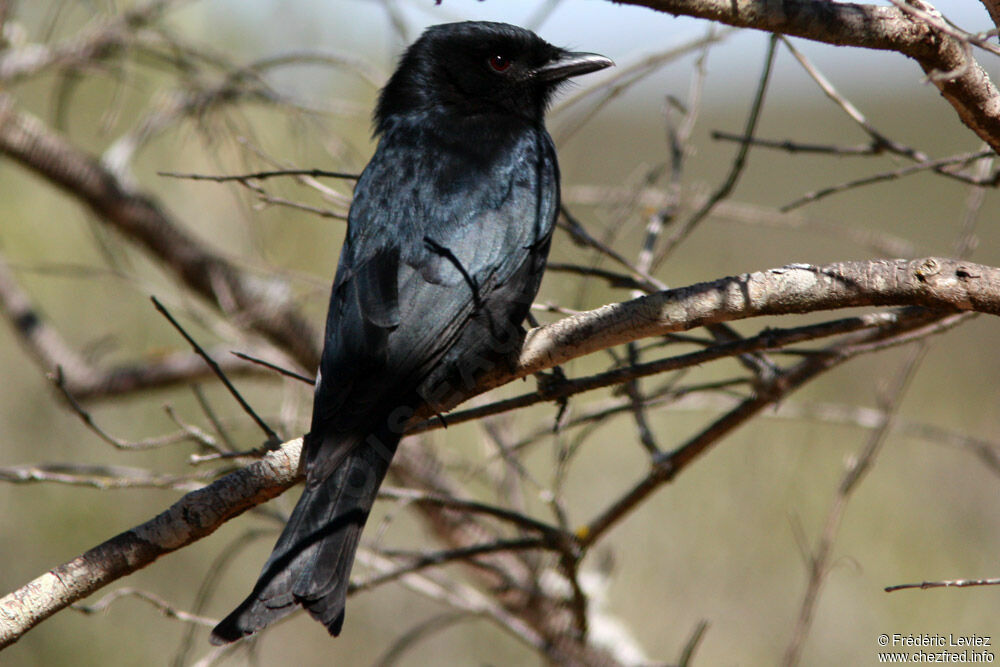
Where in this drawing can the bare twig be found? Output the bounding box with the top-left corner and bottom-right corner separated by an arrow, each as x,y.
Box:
53,368 -> 199,452
409,309 -> 912,434
557,205 -> 665,292
231,350 -> 313,384
889,0 -> 1000,59
551,29 -> 731,143
781,340 -> 931,666
653,34 -> 778,266
781,150 -> 996,212
563,187 -> 920,257
0,257 -> 268,400
72,587 -> 217,627
779,36 -> 929,162
885,577 -> 1000,593
352,537 -> 546,594
151,295 -> 279,445
158,168 -> 359,182
678,620 -> 710,667
0,462 -> 216,491
377,487 -> 564,540
580,311 -> 959,550
711,132 -> 883,156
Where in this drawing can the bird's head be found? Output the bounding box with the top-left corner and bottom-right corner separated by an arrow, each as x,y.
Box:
375,21 -> 612,133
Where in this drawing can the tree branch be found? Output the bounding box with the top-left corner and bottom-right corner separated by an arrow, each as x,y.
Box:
0,0 -> 179,83
611,0 -> 1000,153
0,95 -> 320,370
1,256 -> 997,648
0,256 -> 269,399
483,257 -> 998,398
0,438 -> 303,648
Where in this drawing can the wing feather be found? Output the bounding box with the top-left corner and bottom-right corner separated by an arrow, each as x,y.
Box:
307,117 -> 558,480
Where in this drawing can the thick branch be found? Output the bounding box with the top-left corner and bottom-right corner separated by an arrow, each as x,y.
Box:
477,257 -> 997,400
0,439 -> 303,647
611,0 -> 1000,153
1,256 -> 996,647
983,0 -> 1000,31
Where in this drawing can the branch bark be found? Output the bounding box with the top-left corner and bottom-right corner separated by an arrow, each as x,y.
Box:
480,257 -> 998,398
0,438 -> 303,648
610,0 -> 1000,153
1,256 -> 996,648
983,0 -> 1000,31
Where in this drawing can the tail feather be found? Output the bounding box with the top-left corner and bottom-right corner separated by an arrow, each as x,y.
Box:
210,426 -> 400,644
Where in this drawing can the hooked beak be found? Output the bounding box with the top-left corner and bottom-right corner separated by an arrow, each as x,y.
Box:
533,51 -> 614,83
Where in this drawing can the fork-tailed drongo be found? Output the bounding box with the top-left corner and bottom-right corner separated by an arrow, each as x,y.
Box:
211,21 -> 612,642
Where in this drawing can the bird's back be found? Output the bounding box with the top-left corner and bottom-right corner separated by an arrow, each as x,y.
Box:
308,109 -> 559,451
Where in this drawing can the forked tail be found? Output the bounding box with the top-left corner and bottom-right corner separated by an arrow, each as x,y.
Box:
210,426 -> 400,643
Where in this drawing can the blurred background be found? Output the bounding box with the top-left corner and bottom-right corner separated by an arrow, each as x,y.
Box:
1,1 -> 999,665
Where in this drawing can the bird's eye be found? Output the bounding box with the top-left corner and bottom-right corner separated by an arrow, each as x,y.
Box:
488,54 -> 512,72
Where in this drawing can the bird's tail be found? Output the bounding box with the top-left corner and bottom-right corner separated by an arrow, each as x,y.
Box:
210,426 -> 400,644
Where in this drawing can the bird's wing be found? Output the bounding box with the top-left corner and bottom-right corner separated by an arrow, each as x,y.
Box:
305,124 -> 557,481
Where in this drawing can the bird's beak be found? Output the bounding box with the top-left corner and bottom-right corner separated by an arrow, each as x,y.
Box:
533,51 -> 614,83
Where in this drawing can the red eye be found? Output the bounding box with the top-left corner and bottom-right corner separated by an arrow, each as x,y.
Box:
488,54 -> 511,72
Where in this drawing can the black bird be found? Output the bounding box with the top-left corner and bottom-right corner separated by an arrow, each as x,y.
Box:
211,21 -> 612,643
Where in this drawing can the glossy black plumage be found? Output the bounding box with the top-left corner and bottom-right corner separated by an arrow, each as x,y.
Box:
211,21 -> 611,643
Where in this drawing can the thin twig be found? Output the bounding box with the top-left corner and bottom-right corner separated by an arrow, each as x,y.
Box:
885,577 -> 1000,593
151,295 -> 279,445
552,28 -> 731,143
157,168 -> 359,182
408,309 -> 919,435
72,588 -> 217,627
238,177 -> 348,220
778,36 -> 929,162
711,131 -> 883,156
52,367 -> 202,451
781,340 -> 931,666
0,462 -> 218,491
580,311 -> 957,550
191,384 -> 239,453
953,150 -> 994,259
653,33 -> 779,267
557,205 -> 665,291
231,350 -> 313,384
781,150 -> 996,212
373,612 -> 472,667
352,538 -> 546,593
888,0 -> 1000,59
378,486 -> 565,540
678,620 -> 710,667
